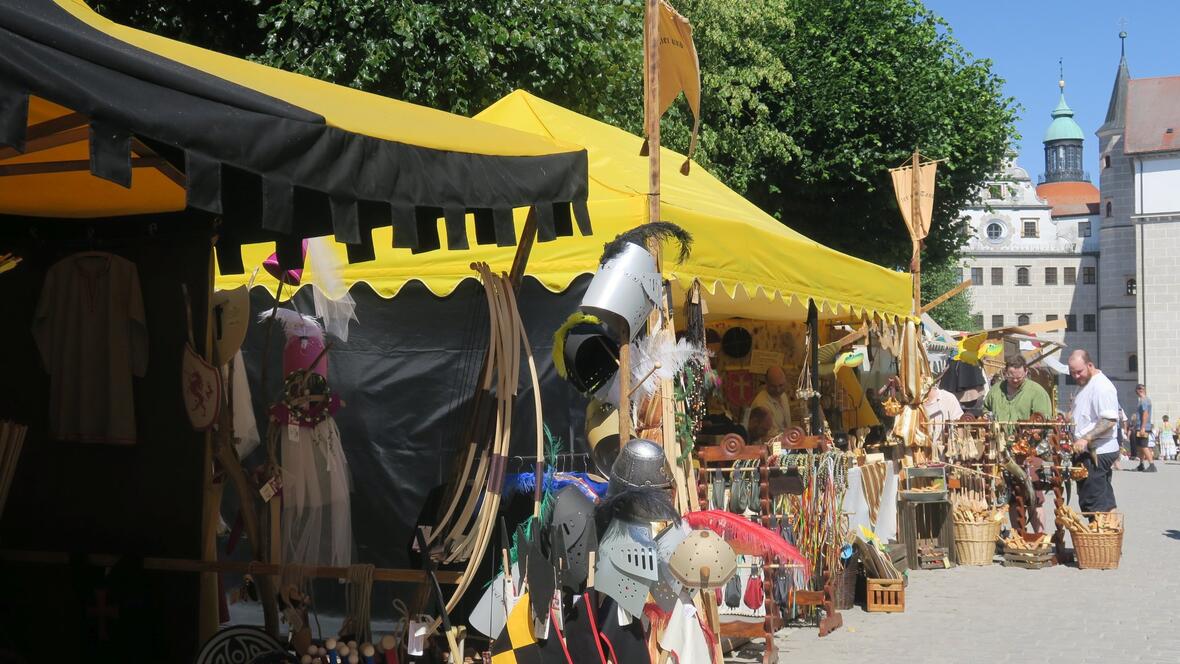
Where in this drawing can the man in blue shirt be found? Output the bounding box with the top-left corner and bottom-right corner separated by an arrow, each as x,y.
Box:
1135,384 -> 1156,472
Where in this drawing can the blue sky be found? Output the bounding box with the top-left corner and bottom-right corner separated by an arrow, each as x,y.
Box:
924,0 -> 1180,180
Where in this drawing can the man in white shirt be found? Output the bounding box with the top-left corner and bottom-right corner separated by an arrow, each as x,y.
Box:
1067,349 -> 1119,512
747,366 -> 792,437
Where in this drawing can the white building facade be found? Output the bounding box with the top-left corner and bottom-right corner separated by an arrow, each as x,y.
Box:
959,78 -> 1100,407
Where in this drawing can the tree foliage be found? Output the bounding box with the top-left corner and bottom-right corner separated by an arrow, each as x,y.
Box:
256,0 -> 644,124
91,0 -> 1016,269
920,257 -> 974,331
91,0 -> 274,58
667,0 -> 1017,268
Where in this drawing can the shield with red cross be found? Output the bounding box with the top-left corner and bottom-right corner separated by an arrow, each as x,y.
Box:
723,370 -> 756,409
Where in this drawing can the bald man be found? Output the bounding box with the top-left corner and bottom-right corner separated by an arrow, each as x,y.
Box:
746,366 -> 793,438
1068,349 -> 1119,512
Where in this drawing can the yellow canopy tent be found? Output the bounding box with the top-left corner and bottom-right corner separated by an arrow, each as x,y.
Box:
0,1 -> 591,267
219,91 -> 909,321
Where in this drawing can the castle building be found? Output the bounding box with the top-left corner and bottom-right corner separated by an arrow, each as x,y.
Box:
1098,33 -> 1180,415
959,76 -> 1099,407
960,33 -> 1180,415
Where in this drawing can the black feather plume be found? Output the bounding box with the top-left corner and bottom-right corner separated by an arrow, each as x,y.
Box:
599,222 -> 693,267
595,487 -> 681,533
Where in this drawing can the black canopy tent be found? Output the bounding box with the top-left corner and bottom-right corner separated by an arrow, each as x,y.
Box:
0,0 -> 590,659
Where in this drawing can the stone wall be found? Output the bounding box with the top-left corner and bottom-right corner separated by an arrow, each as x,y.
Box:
1098,128 -> 1139,408
1136,216 -> 1180,423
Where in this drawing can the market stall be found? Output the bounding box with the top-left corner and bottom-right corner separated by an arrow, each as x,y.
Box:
211,90 -> 913,658
0,0 -> 592,660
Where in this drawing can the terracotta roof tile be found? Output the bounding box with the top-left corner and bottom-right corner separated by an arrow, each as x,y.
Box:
1125,76 -> 1180,154
1036,181 -> 1100,217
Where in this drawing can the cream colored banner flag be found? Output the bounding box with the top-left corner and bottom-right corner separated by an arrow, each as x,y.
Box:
890,161 -> 937,240
647,0 -> 702,172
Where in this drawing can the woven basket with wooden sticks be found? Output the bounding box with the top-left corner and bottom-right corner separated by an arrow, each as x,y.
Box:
1057,506 -> 1123,570
951,494 -> 1002,566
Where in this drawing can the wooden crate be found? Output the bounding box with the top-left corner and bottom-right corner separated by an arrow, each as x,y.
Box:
1002,546 -> 1055,570
865,578 -> 905,613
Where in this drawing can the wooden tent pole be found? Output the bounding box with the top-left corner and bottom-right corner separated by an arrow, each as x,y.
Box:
910,149 -> 922,316
198,246 -> 222,642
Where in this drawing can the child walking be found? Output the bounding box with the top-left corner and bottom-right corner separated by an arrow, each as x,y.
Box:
1161,415 -> 1176,461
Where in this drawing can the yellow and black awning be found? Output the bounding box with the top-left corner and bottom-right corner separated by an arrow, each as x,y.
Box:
0,0 -> 590,271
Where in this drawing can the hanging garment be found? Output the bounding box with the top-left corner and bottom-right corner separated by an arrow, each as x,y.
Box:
265,309 -> 352,567
723,572 -> 742,608
227,350 -> 260,458
743,567 -> 764,610
33,252 -> 148,444
657,594 -> 711,664
274,389 -> 351,567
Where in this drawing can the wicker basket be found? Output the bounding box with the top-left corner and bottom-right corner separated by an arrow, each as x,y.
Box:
952,518 -> 1001,566
833,556 -> 860,610
1071,511 -> 1124,570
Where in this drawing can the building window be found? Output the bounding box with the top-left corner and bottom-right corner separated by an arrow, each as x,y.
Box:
1045,267 -> 1058,285
1079,221 -> 1091,237
1065,314 -> 1077,331
1083,314 -> 1096,331
972,314 -> 984,330
1016,267 -> 1030,286
986,222 -> 1004,240
1017,314 -> 1031,326
1129,354 -> 1138,373
1064,267 -> 1077,285
1103,155 -> 1111,169
970,267 -> 983,284
1105,201 -> 1112,217
1046,314 -> 1059,322
991,315 -> 1004,328
1083,267 -> 1096,284
1126,278 -> 1137,296
1022,219 -> 1038,238
991,267 -> 1003,285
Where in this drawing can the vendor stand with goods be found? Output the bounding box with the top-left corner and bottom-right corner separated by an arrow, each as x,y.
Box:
916,320 -> 1125,571
0,0 -> 592,660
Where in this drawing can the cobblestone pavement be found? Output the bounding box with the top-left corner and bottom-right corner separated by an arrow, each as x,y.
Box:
766,461 -> 1180,664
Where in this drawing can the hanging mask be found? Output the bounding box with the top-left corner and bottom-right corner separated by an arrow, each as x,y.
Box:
550,485 -> 596,592
468,572 -> 518,639
594,519 -> 658,618
650,521 -> 691,613
525,525 -> 556,622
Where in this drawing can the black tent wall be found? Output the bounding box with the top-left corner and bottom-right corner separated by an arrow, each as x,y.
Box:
237,274 -> 593,619
0,214 -> 212,661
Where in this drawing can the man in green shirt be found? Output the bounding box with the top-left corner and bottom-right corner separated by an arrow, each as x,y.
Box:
983,355 -> 1053,423
984,355 -> 1052,533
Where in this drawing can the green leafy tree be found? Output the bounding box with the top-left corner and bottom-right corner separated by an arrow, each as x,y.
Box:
920,257 -> 974,330
254,0 -> 644,124
92,0 -> 275,57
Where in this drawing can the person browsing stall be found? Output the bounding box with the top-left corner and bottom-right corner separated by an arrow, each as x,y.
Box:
1135,384 -> 1157,472
1068,350 -> 1119,512
983,355 -> 1052,533
747,366 -> 793,436
982,355 -> 1052,423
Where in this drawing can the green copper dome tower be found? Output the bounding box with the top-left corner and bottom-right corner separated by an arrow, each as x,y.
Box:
1042,65 -> 1088,184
